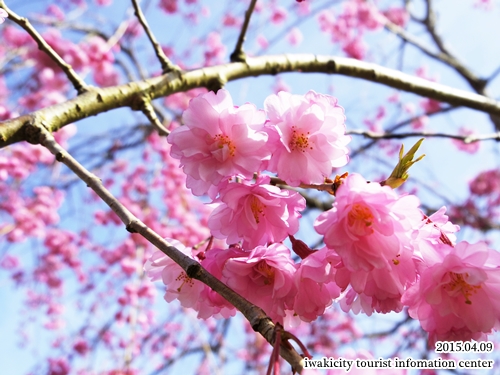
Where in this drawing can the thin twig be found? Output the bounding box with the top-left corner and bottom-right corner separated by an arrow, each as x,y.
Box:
134,95 -> 170,136
270,176 -> 336,195
347,129 -> 500,143
383,20 -> 484,91
0,1 -> 89,94
230,0 -> 258,62
381,0 -> 500,131
349,106 -> 456,159
35,123 -> 305,374
131,0 -> 178,73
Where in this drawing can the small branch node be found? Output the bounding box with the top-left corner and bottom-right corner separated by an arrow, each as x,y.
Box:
186,263 -> 203,279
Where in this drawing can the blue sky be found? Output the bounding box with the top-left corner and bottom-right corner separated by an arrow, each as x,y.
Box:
2,0 -> 500,373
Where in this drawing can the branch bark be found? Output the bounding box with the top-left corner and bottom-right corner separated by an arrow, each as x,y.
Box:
131,0 -> 179,73
4,54 -> 500,148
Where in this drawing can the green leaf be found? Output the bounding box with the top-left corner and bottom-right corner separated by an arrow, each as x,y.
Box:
383,138 -> 425,188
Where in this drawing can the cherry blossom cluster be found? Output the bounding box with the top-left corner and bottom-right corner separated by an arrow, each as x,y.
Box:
1,23 -> 121,102
147,88 -> 349,323
318,0 -> 408,60
145,88 -> 500,345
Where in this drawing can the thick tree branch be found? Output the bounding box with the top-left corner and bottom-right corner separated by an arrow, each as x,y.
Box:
131,0 -> 179,73
4,54 -> 500,148
34,123 -> 305,373
0,1 -> 89,94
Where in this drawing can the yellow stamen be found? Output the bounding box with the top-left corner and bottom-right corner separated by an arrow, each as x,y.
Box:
443,272 -> 481,304
175,272 -> 195,292
249,196 -> 265,224
213,134 -> 236,156
289,126 -> 312,152
348,203 -> 374,227
255,261 -> 275,285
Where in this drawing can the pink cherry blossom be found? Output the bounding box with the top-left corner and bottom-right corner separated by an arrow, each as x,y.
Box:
164,87 -> 208,112
168,89 -> 270,198
0,254 -> 20,269
222,243 -> 297,323
207,175 -> 305,249
222,13 -> 241,28
403,241 -> 500,344
159,0 -> 178,14
264,90 -> 350,186
256,34 -> 269,49
93,61 -> 119,87
31,29 -> 88,72
342,36 -> 368,60
73,338 -> 90,355
420,98 -> 442,114
469,168 -> 500,196
271,7 -> 288,24
144,239 -> 205,310
198,247 -> 239,319
272,77 -> 291,94
351,0 -> 383,30
47,4 -> 66,21
0,9 -> 8,24
96,0 -> 113,6
382,7 -> 409,27
204,32 -> 226,65
315,173 -> 421,272
336,246 -> 417,315
296,1 -> 310,16
48,357 -> 70,375
411,115 -> 428,130
287,27 -> 303,46
145,240 -> 235,319
3,25 -> 33,48
82,36 -> 114,66
451,127 -> 480,153
292,247 -> 342,322
417,207 -> 460,249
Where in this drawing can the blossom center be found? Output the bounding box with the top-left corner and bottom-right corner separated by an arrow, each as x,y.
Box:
213,133 -> 236,156
347,203 -> 374,234
255,261 -> 275,285
443,272 -> 481,305
175,272 -> 195,292
289,126 -> 312,152
249,196 -> 266,224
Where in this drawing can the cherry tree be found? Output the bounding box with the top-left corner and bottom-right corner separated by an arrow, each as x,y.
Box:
1,0 -> 500,374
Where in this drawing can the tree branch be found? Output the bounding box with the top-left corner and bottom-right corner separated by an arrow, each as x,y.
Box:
383,20 -> 485,92
4,54 -> 500,148
0,1 -> 89,94
131,0 -> 179,73
347,129 -> 500,143
132,95 -> 170,136
34,123 -> 305,373
230,0 -> 258,62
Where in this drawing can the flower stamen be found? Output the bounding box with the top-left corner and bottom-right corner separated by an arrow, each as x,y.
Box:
175,272 -> 195,292
443,272 -> 481,304
214,134 -> 236,156
289,126 -> 312,152
255,261 -> 275,285
249,196 -> 266,224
